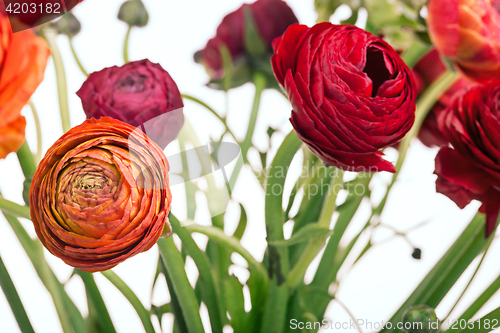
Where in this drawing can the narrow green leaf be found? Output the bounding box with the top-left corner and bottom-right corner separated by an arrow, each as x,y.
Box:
270,224 -> 333,247
160,260 -> 188,333
261,130 -> 303,333
222,275 -> 247,332
101,271 -> 156,333
76,270 -> 116,333
0,254 -> 35,333
170,215 -> 224,333
380,213 -> 489,333
158,237 -> 205,333
446,306 -> 500,333
233,203 -> 248,240
458,272 -> 500,322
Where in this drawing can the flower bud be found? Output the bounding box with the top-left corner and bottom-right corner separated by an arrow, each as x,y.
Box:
52,13 -> 81,38
118,0 -> 149,28
402,305 -> 439,333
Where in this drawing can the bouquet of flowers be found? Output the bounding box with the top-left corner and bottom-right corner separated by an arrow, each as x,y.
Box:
0,0 -> 499,332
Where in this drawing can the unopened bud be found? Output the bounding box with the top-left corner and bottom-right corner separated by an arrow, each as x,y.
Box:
402,305 -> 439,333
118,0 -> 149,28
53,13 -> 81,38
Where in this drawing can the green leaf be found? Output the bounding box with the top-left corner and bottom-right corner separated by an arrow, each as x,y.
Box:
0,192 -> 85,333
221,275 -> 247,332
270,224 -> 333,247
233,203 -> 248,240
170,215 -> 224,333
158,237 -> 205,333
0,254 -> 35,333
260,130 -> 303,333
160,261 -> 188,333
76,270 -> 116,333
458,272 -> 500,322
446,306 -> 500,333
380,213 -> 491,333
151,302 -> 171,327
101,271 -> 155,333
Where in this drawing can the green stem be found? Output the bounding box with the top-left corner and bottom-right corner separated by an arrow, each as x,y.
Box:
16,142 -> 37,178
42,27 -> 71,133
123,26 -> 132,63
157,237 -> 205,333
229,72 -> 266,188
181,94 -> 237,141
288,169 -> 344,288
101,271 -> 156,333
0,254 -> 35,333
68,37 -> 88,77
27,101 -> 42,163
372,70 -> 458,217
443,237 -> 494,322
0,198 -> 30,220
401,41 -> 432,68
458,271 -> 500,321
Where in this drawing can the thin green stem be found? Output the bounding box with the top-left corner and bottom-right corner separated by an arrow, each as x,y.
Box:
123,26 -> 132,63
16,142 -> 37,178
68,37 -> 88,77
181,94 -> 237,140
101,271 -> 156,333
288,169 -> 344,288
443,237 -> 495,322
42,27 -> 71,133
0,198 -> 30,220
228,72 -> 266,188
334,298 -> 363,333
401,41 -> 432,68
27,101 -> 42,163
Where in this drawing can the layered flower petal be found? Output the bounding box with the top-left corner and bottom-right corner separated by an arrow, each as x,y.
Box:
427,0 -> 500,81
0,14 -> 49,159
29,117 -> 172,272
272,23 -> 416,172
77,59 -> 184,149
435,79 -> 500,236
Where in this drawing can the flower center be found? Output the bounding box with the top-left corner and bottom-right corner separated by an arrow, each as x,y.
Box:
116,74 -> 147,93
363,47 -> 392,97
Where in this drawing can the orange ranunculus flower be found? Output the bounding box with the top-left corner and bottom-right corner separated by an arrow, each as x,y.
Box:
29,117 -> 172,272
427,0 -> 500,81
0,14 -> 50,159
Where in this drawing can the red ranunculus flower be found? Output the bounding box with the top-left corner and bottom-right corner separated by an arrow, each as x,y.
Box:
29,117 -> 172,272
272,23 -> 416,173
412,49 -> 469,147
435,80 -> 500,237
427,0 -> 500,81
199,0 -> 298,81
77,59 -> 184,149
2,0 -> 83,32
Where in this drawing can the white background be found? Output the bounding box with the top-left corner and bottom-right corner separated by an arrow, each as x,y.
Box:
0,0 -> 499,332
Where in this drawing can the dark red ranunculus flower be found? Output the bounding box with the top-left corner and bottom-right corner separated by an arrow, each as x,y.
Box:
435,80 -> 500,237
2,0 -> 83,32
77,59 -> 184,149
272,23 -> 416,173
199,0 -> 298,81
412,49 -> 469,147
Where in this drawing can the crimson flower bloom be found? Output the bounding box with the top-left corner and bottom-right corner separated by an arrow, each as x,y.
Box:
435,80 -> 500,237
77,59 -> 184,149
29,117 -> 172,272
272,23 -> 416,172
198,0 -> 298,84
